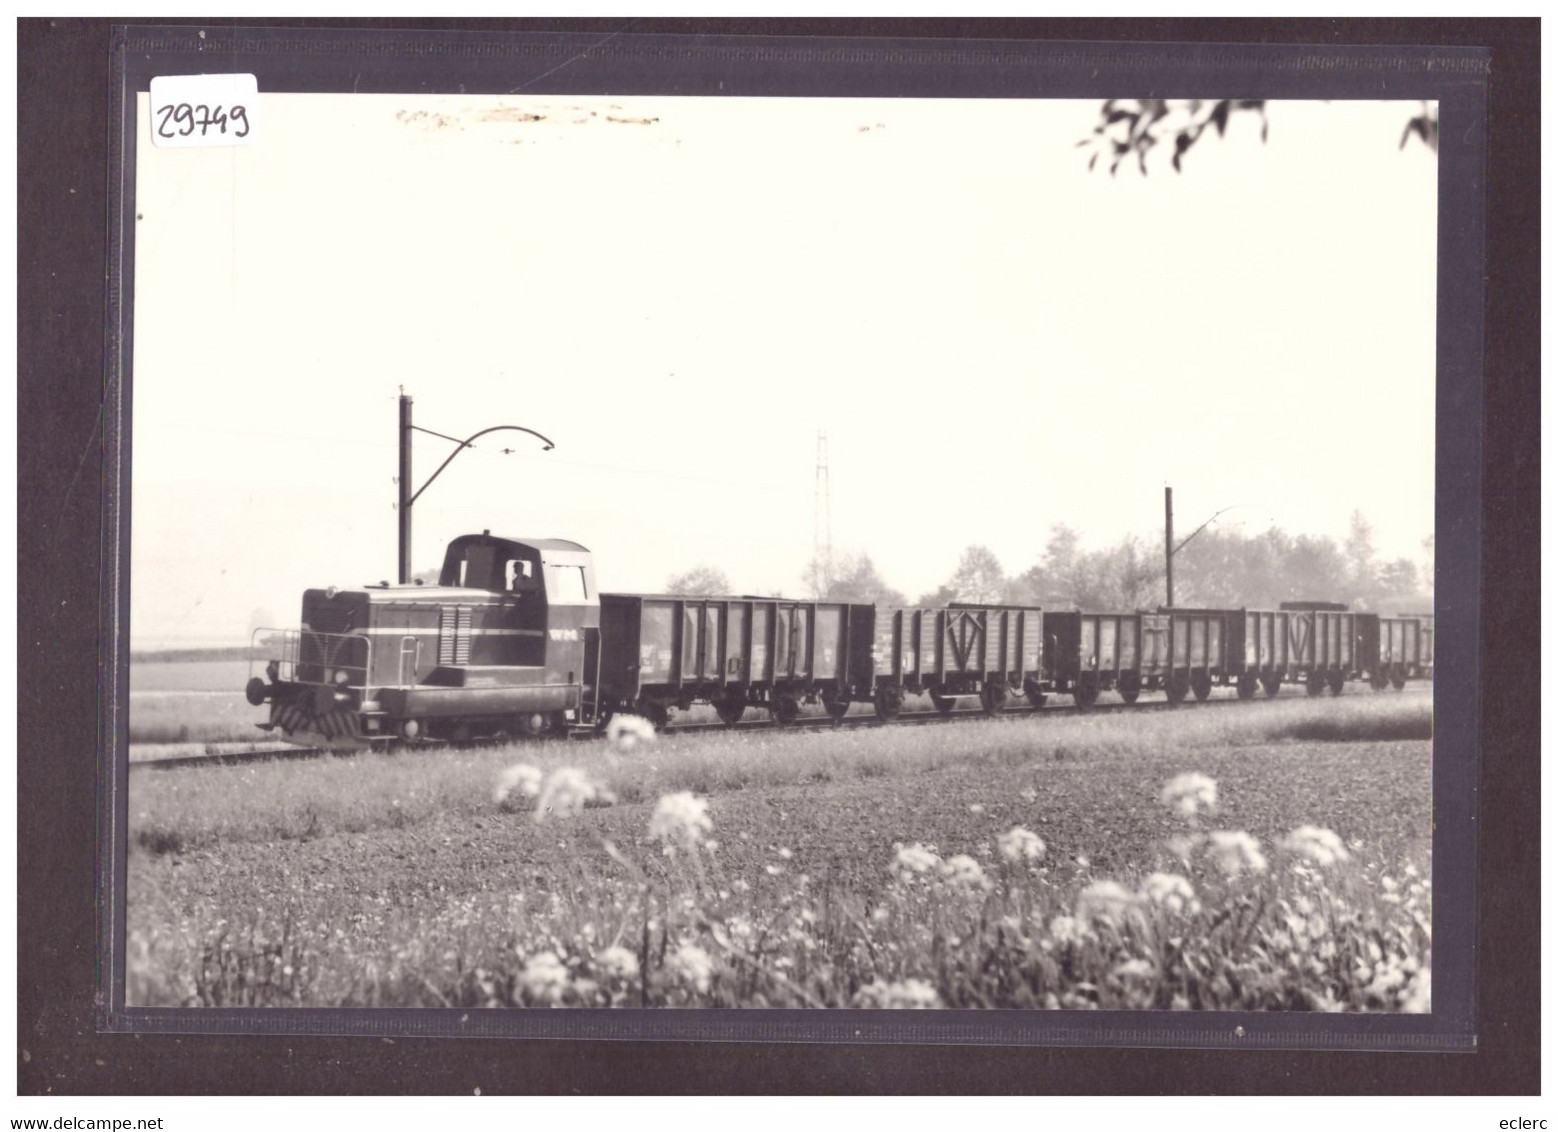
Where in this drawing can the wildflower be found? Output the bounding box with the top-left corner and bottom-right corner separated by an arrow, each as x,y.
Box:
852,978 -> 942,1009
1076,880 -> 1137,924
519,951 -> 571,1004
940,854 -> 990,890
1205,830 -> 1268,876
648,792 -> 712,847
1114,958 -> 1155,980
535,767 -> 611,821
1280,826 -> 1351,868
596,945 -> 639,980
1161,772 -> 1218,819
666,943 -> 714,993
1019,787 -> 1039,803
968,803 -> 985,815
998,826 -> 1047,864
492,763 -> 543,806
605,713 -> 657,752
891,842 -> 942,882
1139,872 -> 1199,915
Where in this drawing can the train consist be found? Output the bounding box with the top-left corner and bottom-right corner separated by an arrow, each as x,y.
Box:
246,531 -> 1434,749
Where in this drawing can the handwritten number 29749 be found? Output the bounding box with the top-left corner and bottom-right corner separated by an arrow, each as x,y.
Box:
155,103 -> 250,139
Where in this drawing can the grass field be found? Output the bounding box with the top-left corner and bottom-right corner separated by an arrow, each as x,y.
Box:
130,660 -> 259,744
126,693 -> 1432,1011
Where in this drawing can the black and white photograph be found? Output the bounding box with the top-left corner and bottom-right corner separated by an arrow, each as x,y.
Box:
97,27 -> 1489,1049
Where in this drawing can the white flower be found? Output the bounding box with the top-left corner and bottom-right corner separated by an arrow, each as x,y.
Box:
998,826 -> 1047,864
1205,830 -> 1269,876
1076,880 -> 1137,924
606,713 -> 658,752
940,854 -> 990,890
1114,958 -> 1155,980
492,762 -> 543,806
666,943 -> 714,993
1161,772 -> 1218,819
648,792 -> 712,847
891,843 -> 942,881
1139,872 -> 1200,915
596,945 -> 639,980
852,978 -> 941,1009
519,951 -> 571,1003
1046,914 -> 1088,946
535,767 -> 611,821
1019,787 -> 1039,804
1280,825 -> 1351,868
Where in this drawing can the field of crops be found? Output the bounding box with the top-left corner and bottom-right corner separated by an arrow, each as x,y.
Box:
126,692 -> 1432,1011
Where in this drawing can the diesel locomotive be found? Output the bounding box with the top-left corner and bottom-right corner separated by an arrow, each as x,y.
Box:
246,531 -> 1433,750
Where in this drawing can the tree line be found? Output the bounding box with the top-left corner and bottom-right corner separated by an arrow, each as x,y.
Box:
669,511 -> 1431,613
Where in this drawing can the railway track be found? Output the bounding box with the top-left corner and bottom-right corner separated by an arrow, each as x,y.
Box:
128,683 -> 1429,771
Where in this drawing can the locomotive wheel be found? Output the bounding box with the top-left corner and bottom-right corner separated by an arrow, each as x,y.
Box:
1327,672 -> 1346,696
979,683 -> 1008,716
873,687 -> 904,722
1236,674 -> 1258,701
715,696 -> 746,727
548,710 -> 572,738
1305,675 -> 1326,697
1166,676 -> 1189,706
930,689 -> 956,715
1369,673 -> 1390,692
1262,676 -> 1282,699
1390,669 -> 1407,691
1117,674 -> 1141,704
642,702 -> 671,731
1072,680 -> 1099,710
823,691 -> 851,724
772,695 -> 801,727
1191,671 -> 1213,702
1024,679 -> 1047,709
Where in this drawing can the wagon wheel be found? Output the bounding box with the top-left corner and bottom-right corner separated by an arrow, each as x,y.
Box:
1023,678 -> 1047,709
979,682 -> 1008,716
772,694 -> 801,727
930,689 -> 956,715
823,690 -> 851,724
1236,674 -> 1258,701
1165,675 -> 1189,706
714,696 -> 746,727
1327,672 -> 1346,696
1262,676 -> 1282,699
873,686 -> 904,722
1305,674 -> 1326,698
1072,679 -> 1099,710
1191,671 -> 1213,702
1116,674 -> 1141,705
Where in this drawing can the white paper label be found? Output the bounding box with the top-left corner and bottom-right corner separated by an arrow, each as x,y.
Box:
149,74 -> 258,148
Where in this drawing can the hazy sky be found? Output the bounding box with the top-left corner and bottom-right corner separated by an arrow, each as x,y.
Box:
131,94 -> 1437,646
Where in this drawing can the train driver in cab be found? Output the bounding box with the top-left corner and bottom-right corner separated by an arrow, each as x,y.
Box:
508,558 -> 541,598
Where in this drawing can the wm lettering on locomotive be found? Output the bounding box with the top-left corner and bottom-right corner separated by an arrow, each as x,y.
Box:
946,611 -> 984,670
1288,612 -> 1313,657
548,628 -> 580,642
